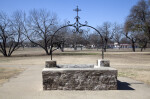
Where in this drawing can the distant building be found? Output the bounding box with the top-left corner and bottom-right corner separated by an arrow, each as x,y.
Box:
108,42 -> 132,49
114,42 -> 120,49
120,44 -> 132,48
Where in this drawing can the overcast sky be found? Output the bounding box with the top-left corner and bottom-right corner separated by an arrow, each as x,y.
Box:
0,0 -> 140,27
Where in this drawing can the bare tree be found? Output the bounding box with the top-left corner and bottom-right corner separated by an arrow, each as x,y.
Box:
25,9 -> 59,55
98,22 -> 114,52
136,32 -> 149,51
81,29 -> 91,48
113,23 -> 123,49
89,33 -> 100,49
67,28 -> 91,50
52,26 -> 70,52
0,11 -> 25,57
124,22 -> 138,52
125,0 -> 150,52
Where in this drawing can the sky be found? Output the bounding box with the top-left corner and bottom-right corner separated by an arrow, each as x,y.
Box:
0,0 -> 140,27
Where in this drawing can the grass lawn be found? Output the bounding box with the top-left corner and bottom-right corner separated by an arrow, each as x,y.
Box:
0,67 -> 24,86
0,47 -> 150,85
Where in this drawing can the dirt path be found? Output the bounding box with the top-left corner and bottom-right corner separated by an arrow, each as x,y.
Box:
0,65 -> 150,99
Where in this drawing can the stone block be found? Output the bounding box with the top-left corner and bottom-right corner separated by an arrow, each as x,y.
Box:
57,64 -> 94,68
45,60 -> 56,68
98,59 -> 110,67
42,65 -> 117,90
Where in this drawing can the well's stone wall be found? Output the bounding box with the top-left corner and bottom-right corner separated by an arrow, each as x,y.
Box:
42,66 -> 117,90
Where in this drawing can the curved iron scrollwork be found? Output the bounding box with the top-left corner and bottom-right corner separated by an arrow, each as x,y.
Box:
50,6 -> 104,60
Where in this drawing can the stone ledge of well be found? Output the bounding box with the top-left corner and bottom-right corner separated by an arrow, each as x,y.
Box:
42,67 -> 117,71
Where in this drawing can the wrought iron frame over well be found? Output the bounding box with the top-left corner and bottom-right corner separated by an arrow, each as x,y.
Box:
50,6 -> 104,60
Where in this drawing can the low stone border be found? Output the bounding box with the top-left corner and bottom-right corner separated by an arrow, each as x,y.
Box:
42,65 -> 117,90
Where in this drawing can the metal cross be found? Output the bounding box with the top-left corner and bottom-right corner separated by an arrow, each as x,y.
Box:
73,6 -> 81,18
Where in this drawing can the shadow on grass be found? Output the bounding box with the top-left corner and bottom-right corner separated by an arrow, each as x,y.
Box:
117,80 -> 135,90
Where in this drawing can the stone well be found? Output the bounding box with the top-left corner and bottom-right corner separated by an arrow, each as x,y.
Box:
42,60 -> 118,90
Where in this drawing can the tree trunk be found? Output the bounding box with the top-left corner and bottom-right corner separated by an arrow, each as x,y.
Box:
104,49 -> 106,52
104,39 -> 108,52
118,43 -> 120,50
74,44 -> 77,50
96,43 -> 99,51
81,46 -> 82,51
131,41 -> 135,52
103,44 -> 107,52
143,42 -> 147,50
3,53 -> 8,57
61,43 -> 64,52
141,47 -> 143,52
97,47 -> 98,51
1,49 -> 8,57
45,48 -> 50,55
61,48 -> 64,52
